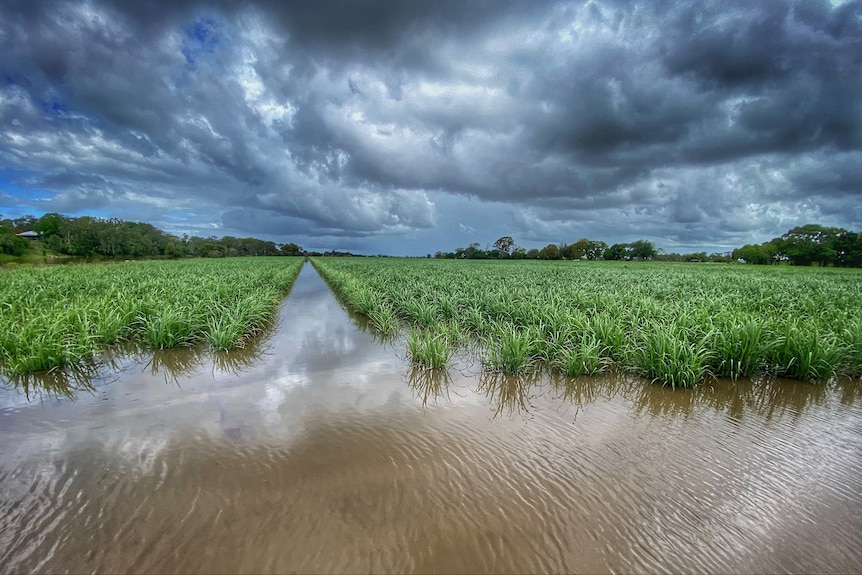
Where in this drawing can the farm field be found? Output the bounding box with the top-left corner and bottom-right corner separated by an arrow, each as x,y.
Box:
2,261 -> 862,574
313,258 -> 862,387
0,257 -> 304,376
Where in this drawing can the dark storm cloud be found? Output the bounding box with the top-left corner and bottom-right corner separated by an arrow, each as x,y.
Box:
1,0 -> 860,253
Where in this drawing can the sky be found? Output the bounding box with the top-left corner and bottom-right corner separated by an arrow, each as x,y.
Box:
1,0 -> 860,256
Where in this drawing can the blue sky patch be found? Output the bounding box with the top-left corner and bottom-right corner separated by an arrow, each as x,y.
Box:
181,17 -> 221,67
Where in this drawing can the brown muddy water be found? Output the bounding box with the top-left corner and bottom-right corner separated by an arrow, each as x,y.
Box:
1,263 -> 861,574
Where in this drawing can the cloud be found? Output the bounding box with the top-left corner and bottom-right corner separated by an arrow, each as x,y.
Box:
1,0 -> 860,254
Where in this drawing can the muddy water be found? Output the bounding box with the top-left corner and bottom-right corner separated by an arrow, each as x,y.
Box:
1,263 -> 861,574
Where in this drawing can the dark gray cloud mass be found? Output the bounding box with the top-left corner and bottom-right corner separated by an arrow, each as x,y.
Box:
1,0 -> 860,254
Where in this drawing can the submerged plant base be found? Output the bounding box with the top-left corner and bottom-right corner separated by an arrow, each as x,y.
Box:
771,322 -> 843,382
368,306 -> 400,337
483,327 -> 540,375
406,331 -> 453,370
630,330 -> 714,389
0,257 -> 304,376
311,258 -> 862,388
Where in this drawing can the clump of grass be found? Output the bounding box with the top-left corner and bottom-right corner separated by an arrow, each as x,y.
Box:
311,257 -> 862,387
589,314 -> 628,362
93,302 -> 133,345
207,316 -> 247,351
400,299 -> 438,328
839,317 -> 862,377
0,257 -> 304,376
368,305 -> 400,337
407,330 -> 452,369
430,320 -> 467,346
460,306 -> 487,335
143,308 -> 199,349
710,317 -> 776,380
484,326 -> 538,374
770,321 -> 842,382
347,288 -> 377,317
551,332 -> 608,376
630,326 -> 714,389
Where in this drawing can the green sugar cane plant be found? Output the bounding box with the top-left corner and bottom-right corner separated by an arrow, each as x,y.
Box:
0,257 -> 304,376
406,329 -> 453,370
550,331 -> 609,377
770,319 -> 843,382
482,323 -> 542,375
708,316 -> 776,380
840,317 -> 862,377
310,257 -> 862,387
629,323 -> 715,389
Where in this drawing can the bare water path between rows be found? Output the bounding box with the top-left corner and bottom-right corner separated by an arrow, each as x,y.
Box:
2,262 -> 861,573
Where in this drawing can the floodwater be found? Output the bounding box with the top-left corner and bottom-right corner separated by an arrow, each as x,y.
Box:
1,263 -> 861,574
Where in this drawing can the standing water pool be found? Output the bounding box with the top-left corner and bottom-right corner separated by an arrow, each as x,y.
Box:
1,263 -> 861,573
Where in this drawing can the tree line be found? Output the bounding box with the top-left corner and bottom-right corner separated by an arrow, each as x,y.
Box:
3,214 -> 860,267
0,213 -> 303,259
435,223 -> 862,267
435,236 -> 663,261
730,224 -> 862,267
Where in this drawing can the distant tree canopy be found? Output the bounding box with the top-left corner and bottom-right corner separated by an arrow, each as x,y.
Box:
4,215 -> 861,267
561,238 -> 607,260
435,224 -> 862,267
0,213 -> 303,260
601,240 -> 658,261
493,236 -> 514,257
435,237 -> 656,261
0,225 -> 29,256
731,224 -> 862,267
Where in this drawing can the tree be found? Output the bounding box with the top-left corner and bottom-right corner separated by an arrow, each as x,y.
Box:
34,213 -> 63,237
834,231 -> 862,268
604,243 -> 628,260
561,238 -> 607,260
561,240 -> 582,260
732,244 -> 772,265
538,243 -> 561,259
63,217 -> 99,256
493,236 -> 514,258
629,240 -> 657,260
777,224 -> 844,267
463,242 -> 484,259
0,225 -> 28,256
280,242 -> 303,256
165,240 -> 185,258
197,241 -> 226,258
583,240 -> 607,260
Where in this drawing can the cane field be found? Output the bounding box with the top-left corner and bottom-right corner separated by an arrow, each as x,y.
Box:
0,257 -> 304,376
313,258 -> 862,388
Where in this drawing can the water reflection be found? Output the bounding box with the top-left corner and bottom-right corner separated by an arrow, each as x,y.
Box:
837,379 -> 862,406
548,370 -> 637,408
405,366 -> 452,406
342,309 -> 404,350
0,323 -> 275,397
548,370 -> 844,422
1,363 -> 99,401
477,369 -> 540,417
141,346 -> 209,381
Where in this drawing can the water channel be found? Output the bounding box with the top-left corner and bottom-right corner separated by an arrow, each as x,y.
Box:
1,262 -> 861,573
